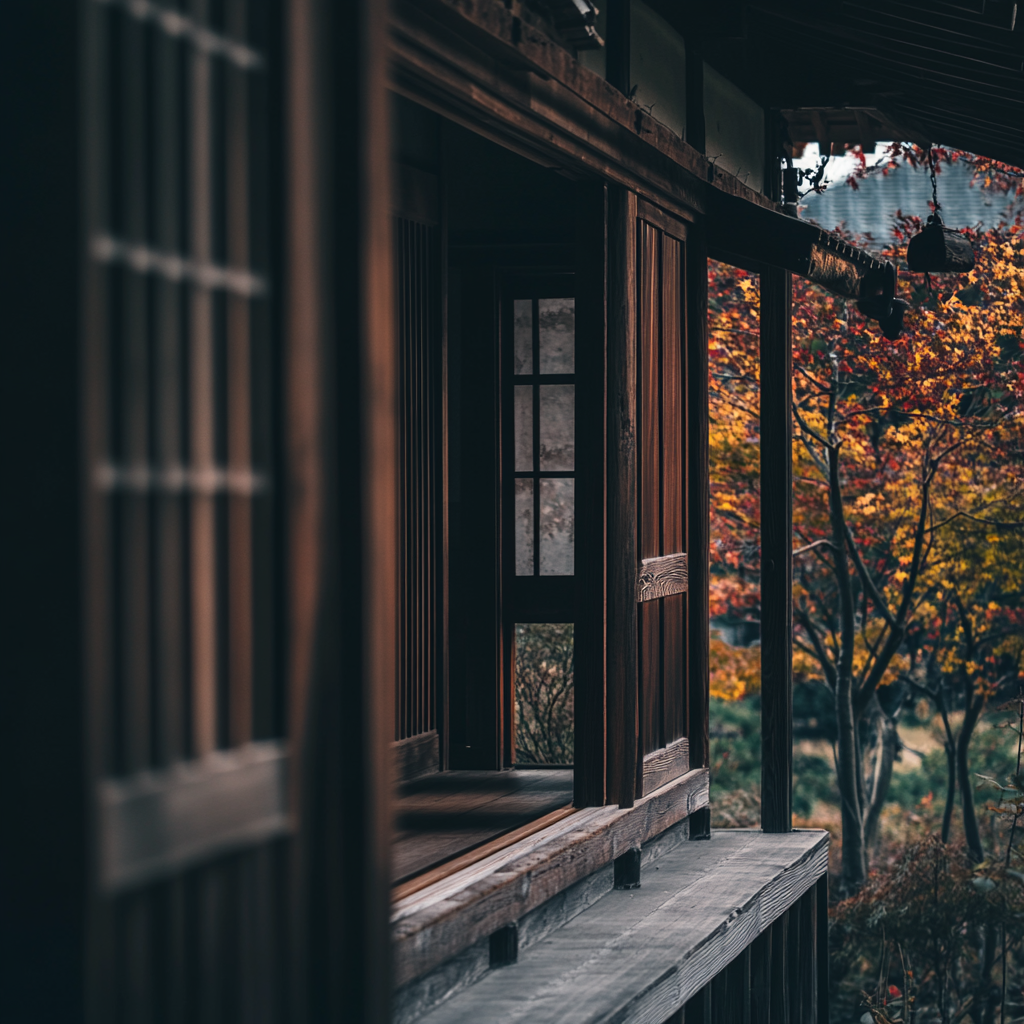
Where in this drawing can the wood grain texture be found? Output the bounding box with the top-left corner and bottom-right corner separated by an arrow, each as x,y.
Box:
415,829 -> 829,1024
660,231 -> 687,747
637,553 -> 689,601
686,225 -> 710,774
641,736 -> 690,796
606,186 -> 638,807
759,265 -> 793,833
393,767 -> 710,986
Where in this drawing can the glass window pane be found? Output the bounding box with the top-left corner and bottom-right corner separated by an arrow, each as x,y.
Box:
514,385 -> 533,472
515,478 -> 535,576
514,298 -> 533,375
538,297 -> 574,374
539,477 -> 574,575
539,384 -> 574,471
514,623 -> 574,764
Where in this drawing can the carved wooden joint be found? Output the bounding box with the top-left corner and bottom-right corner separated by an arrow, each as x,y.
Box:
636,552 -> 688,602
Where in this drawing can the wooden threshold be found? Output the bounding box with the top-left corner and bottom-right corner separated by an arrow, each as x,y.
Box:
392,804 -> 576,902
392,766 -> 709,987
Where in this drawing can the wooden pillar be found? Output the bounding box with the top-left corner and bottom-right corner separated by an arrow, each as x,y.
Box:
607,185 -> 638,808
687,223 -> 711,838
286,0 -> 395,1020
4,3 -> 85,1020
574,181 -> 608,807
759,265 -> 792,833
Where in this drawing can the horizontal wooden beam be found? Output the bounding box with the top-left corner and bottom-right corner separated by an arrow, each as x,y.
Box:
636,552 -> 688,602
98,740 -> 289,891
641,737 -> 689,796
390,0 -> 783,228
392,766 -> 710,986
393,730 -> 441,784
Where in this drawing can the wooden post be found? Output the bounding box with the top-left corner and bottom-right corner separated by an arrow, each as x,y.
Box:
750,927 -> 772,1024
759,265 -> 793,833
769,910 -> 790,1024
687,223 -> 711,839
574,182 -> 608,808
607,185 -> 638,808
287,0 -> 395,1020
816,874 -> 830,1024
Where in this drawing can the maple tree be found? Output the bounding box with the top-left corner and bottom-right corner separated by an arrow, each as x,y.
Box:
708,160 -> 1024,892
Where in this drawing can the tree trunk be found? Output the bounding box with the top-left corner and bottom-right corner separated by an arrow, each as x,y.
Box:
863,693 -> 900,850
829,443 -> 867,893
941,739 -> 956,844
957,684 -> 985,863
836,679 -> 867,893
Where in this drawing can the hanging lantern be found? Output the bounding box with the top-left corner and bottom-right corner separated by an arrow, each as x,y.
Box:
877,299 -> 908,341
906,213 -> 975,273
905,147 -> 975,274
856,260 -> 896,321
856,260 -> 906,340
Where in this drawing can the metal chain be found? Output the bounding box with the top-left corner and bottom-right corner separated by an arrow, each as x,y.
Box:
927,144 -> 941,215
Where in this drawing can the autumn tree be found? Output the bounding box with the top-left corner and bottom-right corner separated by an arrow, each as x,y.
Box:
709,194 -> 1024,893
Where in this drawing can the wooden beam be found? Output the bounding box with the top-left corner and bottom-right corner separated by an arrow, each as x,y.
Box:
607,186 -> 638,808
641,737 -> 690,796
99,741 -> 289,891
637,552 -> 688,602
393,730 -> 441,784
759,265 -> 793,834
393,766 -> 710,986
574,181 -> 609,808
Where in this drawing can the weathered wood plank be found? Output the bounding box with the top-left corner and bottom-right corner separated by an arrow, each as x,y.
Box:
637,552 -> 689,602
393,767 -> 710,986
641,737 -> 690,796
417,829 -> 829,1024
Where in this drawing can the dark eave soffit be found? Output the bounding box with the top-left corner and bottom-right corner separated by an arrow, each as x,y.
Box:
648,0 -> 1024,167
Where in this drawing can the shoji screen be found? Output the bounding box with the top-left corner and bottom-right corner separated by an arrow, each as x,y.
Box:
83,0 -> 286,1018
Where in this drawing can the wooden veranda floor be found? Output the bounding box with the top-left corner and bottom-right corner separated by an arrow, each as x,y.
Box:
393,769 -> 574,884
